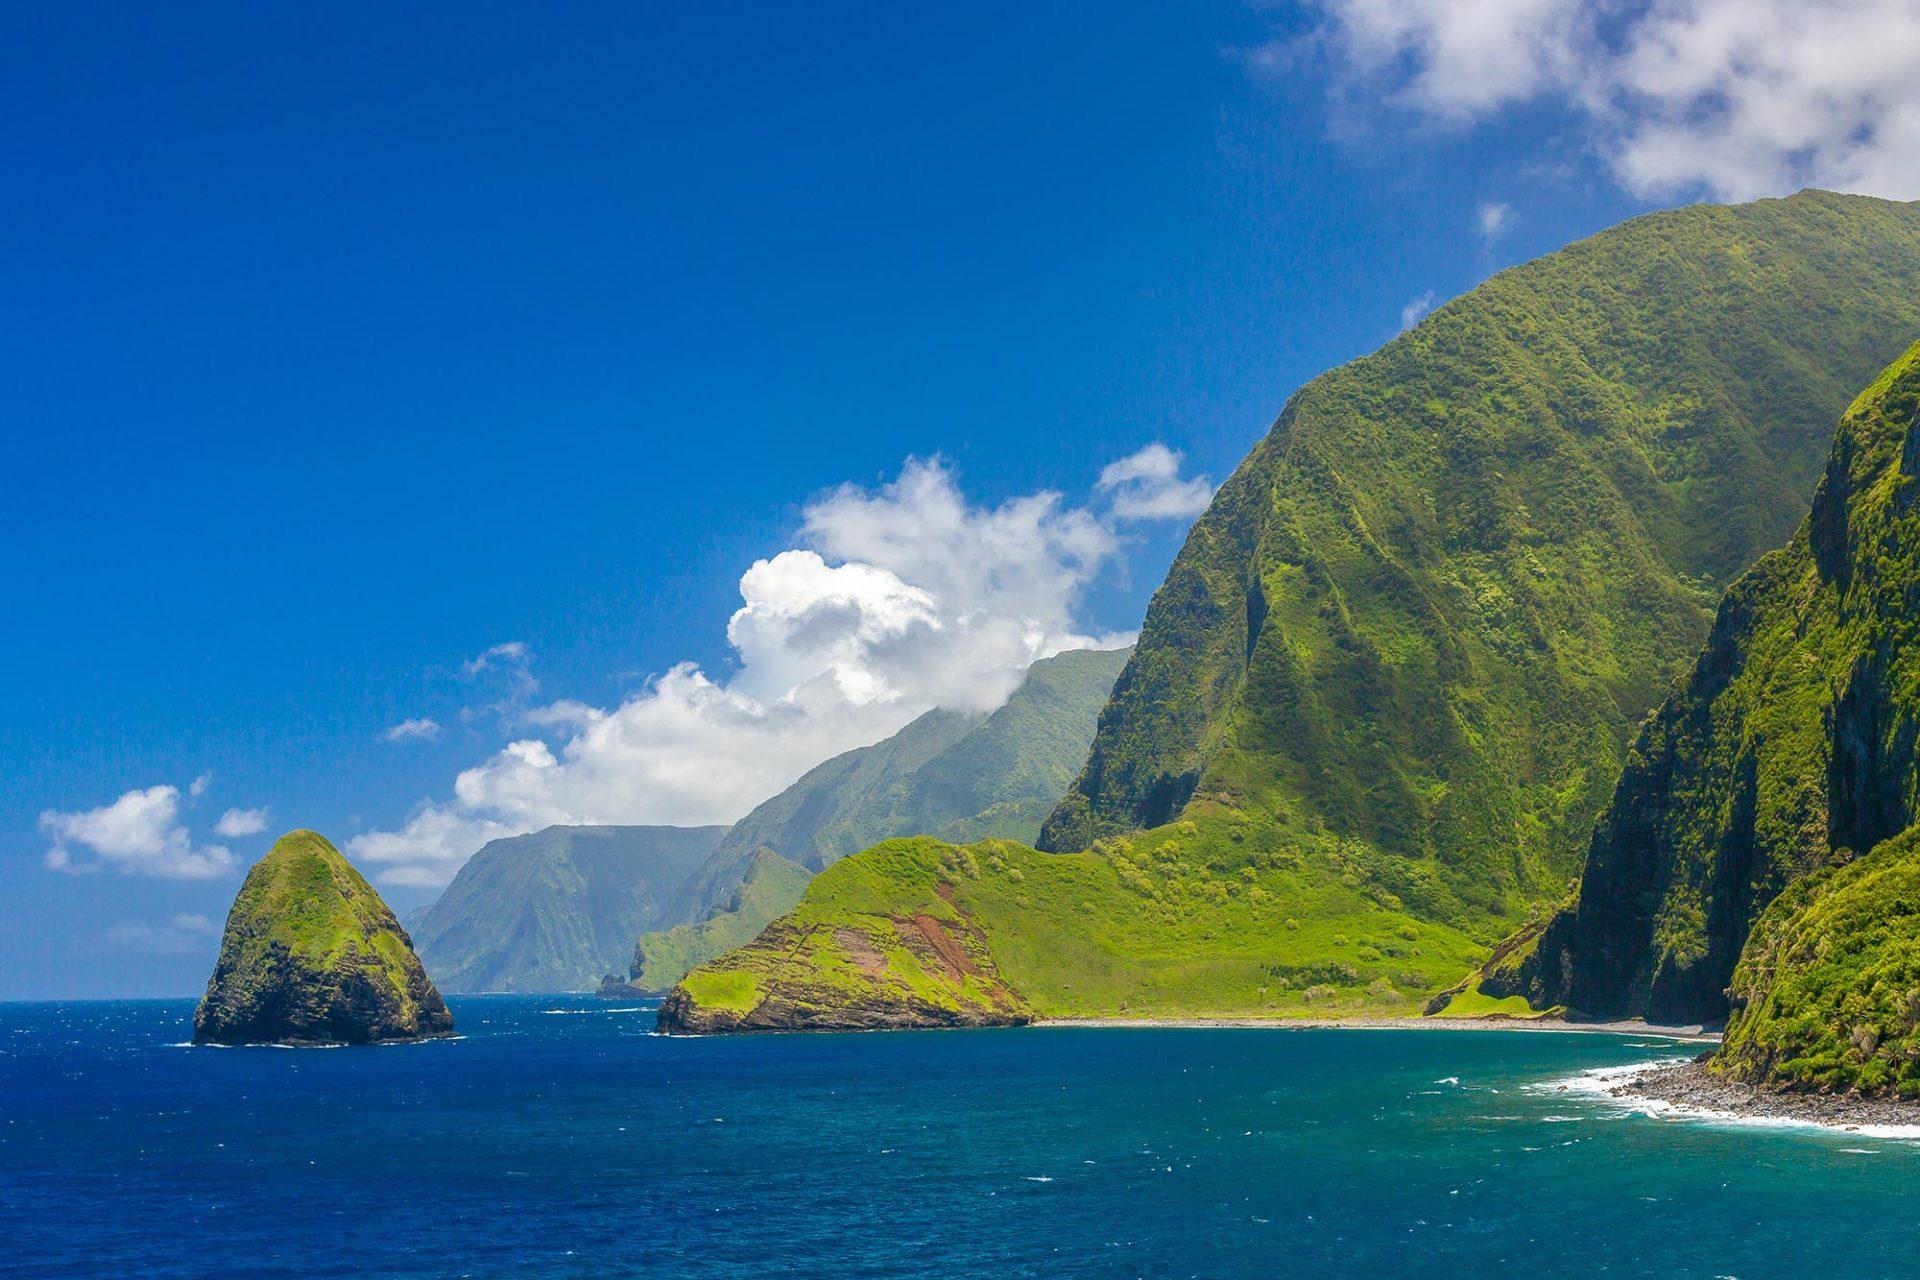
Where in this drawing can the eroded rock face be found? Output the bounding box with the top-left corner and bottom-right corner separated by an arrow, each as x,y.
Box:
193,830 -> 454,1045
655,979 -> 1030,1034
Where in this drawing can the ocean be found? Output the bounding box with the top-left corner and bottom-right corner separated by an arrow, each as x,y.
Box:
3,996 -> 1916,1277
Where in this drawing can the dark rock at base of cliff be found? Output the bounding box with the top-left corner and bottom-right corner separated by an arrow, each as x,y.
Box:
653,983 -> 1032,1034
196,941 -> 453,1046
1617,1061 -> 1920,1129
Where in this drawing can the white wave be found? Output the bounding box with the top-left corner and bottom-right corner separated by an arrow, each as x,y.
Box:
1538,1061 -> 1920,1142
542,1006 -> 652,1015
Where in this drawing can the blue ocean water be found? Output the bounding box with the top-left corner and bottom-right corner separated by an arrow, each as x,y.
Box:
3,998 -> 1917,1278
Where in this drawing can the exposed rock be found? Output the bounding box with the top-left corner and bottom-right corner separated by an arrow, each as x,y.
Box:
193,830 -> 453,1045
596,974 -> 649,1000
1619,1060 -> 1920,1129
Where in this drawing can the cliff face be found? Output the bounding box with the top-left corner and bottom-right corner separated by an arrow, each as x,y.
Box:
194,830 -> 454,1045
1484,341 -> 1920,1024
1041,193 -> 1920,937
410,824 -> 724,993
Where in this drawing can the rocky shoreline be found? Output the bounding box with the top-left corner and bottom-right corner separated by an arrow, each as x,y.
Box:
1036,1015 -> 1718,1038
1618,1060 -> 1920,1129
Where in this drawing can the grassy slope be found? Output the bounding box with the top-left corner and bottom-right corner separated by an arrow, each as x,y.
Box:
629,647 -> 1128,990
411,824 -> 725,992
672,195 -> 1920,1029
677,809 -> 1491,1024
1478,342 -> 1920,1024
1715,828 -> 1920,1095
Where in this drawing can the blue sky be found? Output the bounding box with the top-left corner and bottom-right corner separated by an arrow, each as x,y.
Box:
6,2 -> 1906,997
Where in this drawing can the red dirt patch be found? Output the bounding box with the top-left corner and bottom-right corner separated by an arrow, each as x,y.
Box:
907,914 -> 975,982
833,928 -> 889,978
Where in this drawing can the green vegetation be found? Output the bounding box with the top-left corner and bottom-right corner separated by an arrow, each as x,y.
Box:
1428,987 -> 1552,1020
194,830 -> 453,1044
1045,193 -> 1920,908
631,646 -> 1128,990
1715,829 -> 1920,1095
634,849 -> 811,990
670,193 -> 1920,1032
411,824 -> 725,992
662,809 -> 1493,1030
1479,340 -> 1920,1025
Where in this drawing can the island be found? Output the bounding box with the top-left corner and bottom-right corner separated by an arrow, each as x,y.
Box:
193,829 -> 454,1045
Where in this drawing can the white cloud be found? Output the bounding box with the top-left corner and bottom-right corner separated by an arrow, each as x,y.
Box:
213,806 -> 271,838
1477,200 -> 1512,241
350,451 -> 1198,887
1399,290 -> 1437,330
1096,445 -> 1217,522
1293,0 -> 1920,200
464,640 -> 529,676
518,700 -> 600,730
189,772 -> 211,799
383,717 -> 443,743
42,785 -> 234,880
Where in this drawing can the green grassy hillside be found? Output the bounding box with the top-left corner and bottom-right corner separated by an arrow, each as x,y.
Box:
627,646 -> 1128,989
1475,341 -> 1920,1024
662,811 -> 1494,1031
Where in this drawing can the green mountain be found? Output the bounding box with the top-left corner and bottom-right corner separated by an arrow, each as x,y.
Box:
624,645 -> 1130,991
1044,193 -> 1920,897
412,824 -> 725,993
1472,341 -> 1920,1028
194,830 -> 453,1045
661,192 -> 1920,1032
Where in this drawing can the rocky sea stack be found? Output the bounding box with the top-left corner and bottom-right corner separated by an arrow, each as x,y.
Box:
194,830 -> 454,1045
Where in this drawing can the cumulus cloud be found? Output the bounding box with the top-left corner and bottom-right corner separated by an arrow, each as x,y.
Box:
1097,445 -> 1217,522
42,785 -> 234,880
213,807 -> 271,838
350,451 -> 1204,887
1477,201 -> 1512,242
383,717 -> 442,743
1288,0 -> 1920,201
1399,291 -> 1437,330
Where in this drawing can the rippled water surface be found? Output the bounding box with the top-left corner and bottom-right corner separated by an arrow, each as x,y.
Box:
3,997 -> 1917,1277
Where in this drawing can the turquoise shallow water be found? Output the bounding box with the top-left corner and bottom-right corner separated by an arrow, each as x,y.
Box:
2,997 -> 1917,1278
